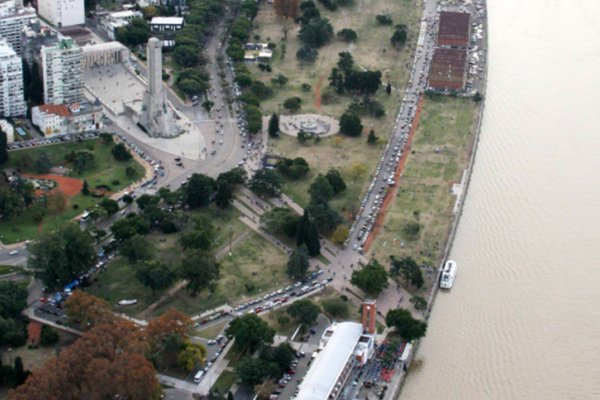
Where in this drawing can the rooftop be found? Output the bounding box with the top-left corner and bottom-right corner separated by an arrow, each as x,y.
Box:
38,104 -> 71,117
437,11 -> 470,46
429,47 -> 467,89
296,322 -> 364,400
150,16 -> 184,25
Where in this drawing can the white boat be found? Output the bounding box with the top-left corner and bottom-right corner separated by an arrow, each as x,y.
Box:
440,260 -> 457,289
117,299 -> 138,306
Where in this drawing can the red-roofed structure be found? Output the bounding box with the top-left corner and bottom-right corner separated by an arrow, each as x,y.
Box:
429,48 -> 467,90
27,320 -> 42,346
438,11 -> 471,47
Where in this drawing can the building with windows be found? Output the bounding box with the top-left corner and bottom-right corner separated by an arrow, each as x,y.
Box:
32,100 -> 103,135
0,39 -> 26,117
41,35 -> 83,104
99,10 -> 143,40
149,16 -> 183,47
37,0 -> 85,28
0,0 -> 36,54
21,20 -> 59,65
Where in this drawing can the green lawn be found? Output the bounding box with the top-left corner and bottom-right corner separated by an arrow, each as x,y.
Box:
370,96 -> 478,269
252,0 -> 423,223
211,370 -> 236,396
151,232 -> 290,317
0,265 -> 21,276
86,257 -> 163,315
0,139 -> 144,243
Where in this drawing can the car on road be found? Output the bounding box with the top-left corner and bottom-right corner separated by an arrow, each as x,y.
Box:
9,250 -> 18,256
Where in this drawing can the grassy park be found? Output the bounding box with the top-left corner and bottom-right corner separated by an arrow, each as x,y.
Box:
0,139 -> 145,243
369,96 -> 478,266
250,0 -> 422,221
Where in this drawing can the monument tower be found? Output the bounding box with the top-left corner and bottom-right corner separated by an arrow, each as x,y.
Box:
142,37 -> 172,137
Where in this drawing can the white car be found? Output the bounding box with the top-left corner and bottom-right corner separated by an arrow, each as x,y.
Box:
9,250 -> 18,256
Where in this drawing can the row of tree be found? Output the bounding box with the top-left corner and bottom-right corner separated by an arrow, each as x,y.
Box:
350,256 -> 426,298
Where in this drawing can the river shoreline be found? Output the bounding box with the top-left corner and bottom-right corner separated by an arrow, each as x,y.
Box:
388,0 -> 489,398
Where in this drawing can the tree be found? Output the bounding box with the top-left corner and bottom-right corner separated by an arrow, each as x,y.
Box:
307,201 -> 342,233
215,180 -> 233,209
40,325 -> 59,346
386,82 -> 392,95
28,224 -> 97,290
235,357 -> 267,387
249,169 -> 283,198
337,28 -> 357,42
99,198 -> 119,215
145,309 -> 193,357
10,321 -> 161,400
296,210 -> 320,256
287,299 -> 320,327
385,308 -> 428,342
142,5 -> 159,19
376,14 -> 393,25
244,104 -> 263,134
64,291 -> 116,329
111,214 -> 150,241
0,127 -> 7,165
390,256 -> 424,289
202,100 -> 214,112
268,113 -> 280,137
339,112 -> 363,137
33,152 -> 52,173
184,173 -> 216,208
367,129 -> 379,144
179,250 -> 220,295
174,45 -> 199,67
177,340 -> 207,372
331,225 -> 349,245
391,25 -> 408,48
273,0 -> 300,19
250,81 -> 273,100
135,260 -> 175,294
325,169 -> 347,194
308,174 -> 334,203
261,207 -> 299,237
0,188 -> 25,220
276,157 -> 309,180
351,261 -> 389,296
13,357 -> 29,387
99,132 -> 113,144
321,297 -> 349,319
296,45 -> 318,63
337,51 -> 354,73
82,179 -> 89,195
287,244 -> 309,280
0,281 -> 27,319
72,151 -> 95,174
120,234 -> 155,263
227,314 -> 275,353
283,97 -> 302,112
111,143 -> 132,161
299,18 -> 334,48
271,73 -> 289,88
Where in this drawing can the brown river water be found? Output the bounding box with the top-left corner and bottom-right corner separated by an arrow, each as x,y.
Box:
400,0 -> 600,399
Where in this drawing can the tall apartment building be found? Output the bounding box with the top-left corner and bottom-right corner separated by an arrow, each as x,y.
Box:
0,0 -> 37,54
0,39 -> 26,117
37,0 -> 84,28
21,20 -> 59,65
41,36 -> 83,104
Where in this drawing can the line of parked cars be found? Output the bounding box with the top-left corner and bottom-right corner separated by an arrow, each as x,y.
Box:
8,132 -> 99,151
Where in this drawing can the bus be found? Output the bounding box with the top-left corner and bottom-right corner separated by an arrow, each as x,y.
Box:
193,370 -> 204,383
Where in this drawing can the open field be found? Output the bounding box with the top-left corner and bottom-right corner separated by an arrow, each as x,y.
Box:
270,133 -> 382,220
85,206 -> 252,316
252,0 -> 422,221
151,232 -> 290,317
369,96 -> 478,268
0,139 -> 144,243
252,0 -> 422,116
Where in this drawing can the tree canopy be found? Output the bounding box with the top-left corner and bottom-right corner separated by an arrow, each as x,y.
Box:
385,308 -> 428,342
339,112 -> 364,137
249,169 -> 283,198
351,260 -> 389,296
227,314 -> 275,353
179,250 -> 220,295
261,207 -> 299,237
287,244 -> 309,279
28,223 -> 97,290
287,299 -> 320,327
299,18 -> 334,48
184,173 -> 216,208
390,256 -> 424,289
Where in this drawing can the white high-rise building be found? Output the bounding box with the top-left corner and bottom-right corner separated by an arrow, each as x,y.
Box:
0,0 -> 36,54
37,0 -> 84,28
41,36 -> 83,105
0,39 -> 25,117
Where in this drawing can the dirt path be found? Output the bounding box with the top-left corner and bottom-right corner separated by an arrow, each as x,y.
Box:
314,75 -> 324,111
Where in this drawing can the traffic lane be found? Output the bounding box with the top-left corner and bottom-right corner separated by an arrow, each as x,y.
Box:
0,249 -> 28,265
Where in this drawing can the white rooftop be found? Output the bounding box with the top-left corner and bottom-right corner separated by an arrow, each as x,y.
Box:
82,41 -> 127,53
150,16 -> 184,25
296,322 -> 363,400
109,10 -> 139,19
